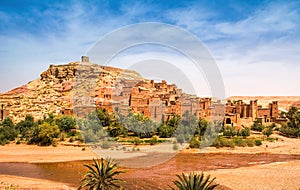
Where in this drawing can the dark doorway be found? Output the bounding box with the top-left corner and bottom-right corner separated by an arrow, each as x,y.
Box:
225,118 -> 231,124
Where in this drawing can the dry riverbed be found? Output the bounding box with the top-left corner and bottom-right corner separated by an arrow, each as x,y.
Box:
0,134 -> 299,190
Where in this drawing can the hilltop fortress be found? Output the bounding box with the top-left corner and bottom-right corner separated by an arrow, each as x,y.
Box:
0,56 -> 287,127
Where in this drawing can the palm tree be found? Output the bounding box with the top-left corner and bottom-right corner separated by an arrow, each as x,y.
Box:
79,158 -> 124,190
170,172 -> 218,190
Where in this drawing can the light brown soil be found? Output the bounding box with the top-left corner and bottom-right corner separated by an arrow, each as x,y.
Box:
0,135 -> 299,190
120,152 -> 300,190
0,144 -> 96,163
207,160 -> 300,190
0,175 -> 75,190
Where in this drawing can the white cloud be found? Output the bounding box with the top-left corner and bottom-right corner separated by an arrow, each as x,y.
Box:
1,1 -> 299,97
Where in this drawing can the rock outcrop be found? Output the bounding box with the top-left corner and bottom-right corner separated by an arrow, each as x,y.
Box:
1,57 -> 293,127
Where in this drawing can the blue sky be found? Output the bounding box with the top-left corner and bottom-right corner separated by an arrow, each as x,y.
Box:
0,0 -> 300,96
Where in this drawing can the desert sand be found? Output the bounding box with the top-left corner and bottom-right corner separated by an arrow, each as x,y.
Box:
0,175 -> 76,190
0,134 -> 299,190
0,144 -> 96,163
207,160 -> 300,190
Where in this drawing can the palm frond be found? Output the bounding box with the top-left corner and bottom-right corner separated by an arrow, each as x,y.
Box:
171,172 -> 218,190
79,157 -> 125,190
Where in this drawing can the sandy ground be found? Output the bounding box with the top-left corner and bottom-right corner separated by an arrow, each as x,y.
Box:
207,160 -> 300,190
0,134 -> 299,190
0,175 -> 75,190
0,144 -> 97,163
198,134 -> 300,155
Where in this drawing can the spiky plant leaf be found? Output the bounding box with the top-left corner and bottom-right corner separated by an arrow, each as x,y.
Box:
79,157 -> 124,190
169,172 -> 218,190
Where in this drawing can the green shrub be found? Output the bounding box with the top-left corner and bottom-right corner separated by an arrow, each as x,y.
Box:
239,127 -> 250,137
255,139 -> 262,146
32,122 -> 60,146
251,120 -> 264,132
222,126 -> 236,137
213,136 -> 235,148
189,137 -> 200,149
280,123 -> 300,137
55,116 -> 76,132
0,117 -> 17,144
149,135 -> 159,145
245,139 -> 255,147
263,126 -> 273,137
133,137 -> 142,146
233,137 -> 246,147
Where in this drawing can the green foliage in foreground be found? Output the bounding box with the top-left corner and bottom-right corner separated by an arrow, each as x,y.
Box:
0,114 -> 79,146
79,158 -> 124,190
170,172 -> 218,190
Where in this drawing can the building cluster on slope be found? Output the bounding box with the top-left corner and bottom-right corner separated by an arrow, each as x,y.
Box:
0,56 -> 287,127
224,100 -> 287,127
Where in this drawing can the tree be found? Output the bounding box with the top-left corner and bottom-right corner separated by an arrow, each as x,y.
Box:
286,107 -> 300,128
170,172 -> 218,190
55,115 -> 76,132
79,158 -> 124,190
263,125 -> 274,137
0,117 -> 17,145
16,115 -> 36,140
158,124 -> 174,138
251,120 -> 264,132
238,127 -> 250,138
43,113 -> 55,125
34,122 -> 60,146
222,126 -> 236,137
97,109 -> 112,127
167,114 -> 181,128
195,119 -> 208,136
279,107 -> 300,137
189,137 -> 200,148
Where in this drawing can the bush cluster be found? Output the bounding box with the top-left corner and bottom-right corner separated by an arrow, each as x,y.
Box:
212,136 -> 262,148
0,114 -> 78,146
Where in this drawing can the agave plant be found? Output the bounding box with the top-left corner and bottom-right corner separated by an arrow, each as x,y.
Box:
170,172 -> 218,190
79,157 -> 124,190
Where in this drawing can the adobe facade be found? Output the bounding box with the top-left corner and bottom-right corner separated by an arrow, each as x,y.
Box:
224,99 -> 284,127
0,56 -> 287,127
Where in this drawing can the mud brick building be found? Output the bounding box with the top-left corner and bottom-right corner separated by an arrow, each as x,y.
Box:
0,56 -> 287,127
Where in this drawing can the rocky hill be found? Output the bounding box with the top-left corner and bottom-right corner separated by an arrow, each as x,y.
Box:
0,59 -> 143,122
1,57 -> 299,124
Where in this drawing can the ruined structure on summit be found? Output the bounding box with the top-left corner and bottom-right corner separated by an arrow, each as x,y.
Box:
0,56 -> 288,127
